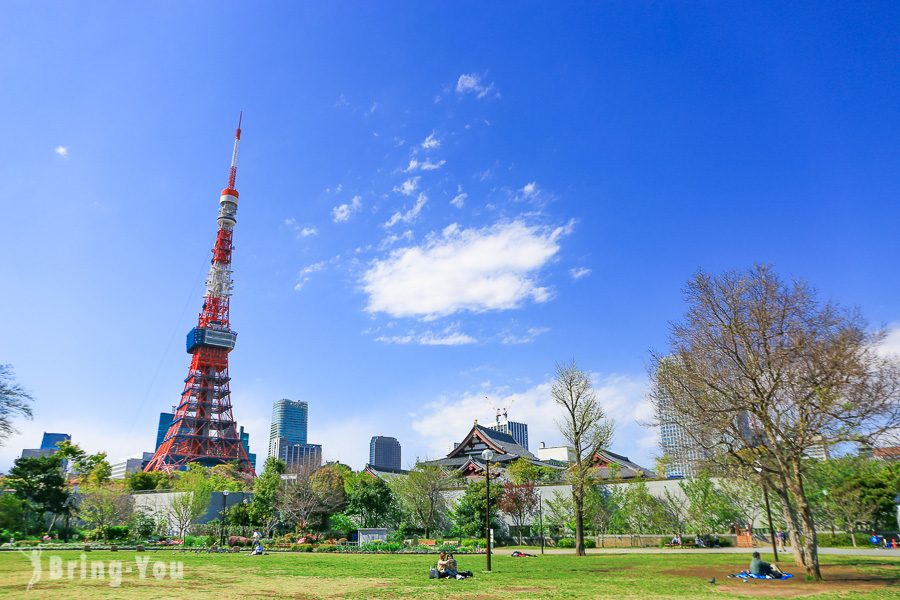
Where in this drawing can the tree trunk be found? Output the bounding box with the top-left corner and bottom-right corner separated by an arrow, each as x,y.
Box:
785,462 -> 822,581
772,480 -> 807,567
573,481 -> 586,556
849,531 -> 856,547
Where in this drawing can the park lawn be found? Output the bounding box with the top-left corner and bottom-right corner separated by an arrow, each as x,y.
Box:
0,550 -> 896,599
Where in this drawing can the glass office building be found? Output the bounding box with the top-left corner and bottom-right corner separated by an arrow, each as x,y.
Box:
368,436 -> 401,470
268,399 -> 309,457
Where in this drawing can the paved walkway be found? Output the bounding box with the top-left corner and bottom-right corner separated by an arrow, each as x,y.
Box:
503,546 -> 900,557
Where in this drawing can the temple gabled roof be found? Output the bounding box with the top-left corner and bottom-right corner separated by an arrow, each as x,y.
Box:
592,449 -> 656,478
446,423 -> 536,460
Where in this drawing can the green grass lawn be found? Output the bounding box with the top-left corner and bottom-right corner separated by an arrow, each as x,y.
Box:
0,550 -> 896,599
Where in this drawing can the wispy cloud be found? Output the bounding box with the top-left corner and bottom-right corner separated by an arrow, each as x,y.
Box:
501,327 -> 550,345
456,73 -> 499,99
569,267 -> 591,281
404,158 -> 446,172
334,93 -> 350,108
393,176 -> 421,196
376,324 -> 476,346
384,193 -> 427,228
521,181 -> 539,198
362,220 -> 573,320
332,195 -> 363,223
54,146 -> 68,158
422,132 -> 441,150
294,261 -> 327,291
284,218 -> 318,238
876,323 -> 900,358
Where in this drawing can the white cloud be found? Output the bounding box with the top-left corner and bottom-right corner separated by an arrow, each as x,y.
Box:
393,176 -> 420,196
332,195 -> 363,223
404,158 -> 446,172
362,220 -> 572,319
376,324 -> 476,346
422,132 -> 441,150
335,93 -> 350,108
521,181 -> 538,197
384,193 -> 427,228
284,218 -> 318,238
455,73 -> 498,99
294,261 -> 326,291
569,267 -> 591,280
876,323 -> 900,358
450,193 -> 467,208
410,374 -> 652,465
501,327 -> 549,345
54,146 -> 68,158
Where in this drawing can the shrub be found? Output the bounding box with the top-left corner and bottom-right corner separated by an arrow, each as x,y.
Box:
183,535 -> 205,547
816,533 -> 858,548
105,526 -> 130,541
557,538 -> 575,548
290,543 -> 314,552
314,544 -> 337,553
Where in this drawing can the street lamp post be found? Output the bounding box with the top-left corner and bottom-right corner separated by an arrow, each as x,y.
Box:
753,465 -> 779,562
481,448 -> 494,572
220,490 -> 230,547
538,498 -> 545,555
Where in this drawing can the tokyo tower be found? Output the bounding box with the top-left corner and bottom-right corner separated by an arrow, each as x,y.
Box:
145,116 -> 255,475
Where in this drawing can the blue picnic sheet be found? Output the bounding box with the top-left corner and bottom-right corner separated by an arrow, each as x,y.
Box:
731,571 -> 794,580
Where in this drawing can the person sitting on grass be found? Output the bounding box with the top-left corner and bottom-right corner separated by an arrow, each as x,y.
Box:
749,552 -> 784,578
446,553 -> 473,579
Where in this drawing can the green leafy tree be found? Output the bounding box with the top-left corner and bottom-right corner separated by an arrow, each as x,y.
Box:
249,457 -> 285,536
619,481 -> 669,534
450,479 -> 502,538
0,364 -> 33,444
679,473 -> 738,536
585,486 -> 619,545
507,458 -> 558,485
0,493 -> 27,534
6,454 -> 70,534
392,463 -> 447,538
544,490 -> 575,538
345,473 -> 397,528
124,471 -> 170,492
54,440 -> 112,485
310,463 -> 349,518
78,484 -> 134,540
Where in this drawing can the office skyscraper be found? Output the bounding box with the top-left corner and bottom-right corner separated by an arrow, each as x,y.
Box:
489,410 -> 529,450
369,436 -> 401,470
269,399 -> 308,456
40,433 -> 71,450
656,386 -> 706,478
155,412 -> 174,450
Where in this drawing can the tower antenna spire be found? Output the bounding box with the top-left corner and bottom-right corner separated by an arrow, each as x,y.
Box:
227,111 -> 242,191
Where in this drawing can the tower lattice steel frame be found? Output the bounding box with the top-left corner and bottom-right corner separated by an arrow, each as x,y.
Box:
145,116 -> 254,475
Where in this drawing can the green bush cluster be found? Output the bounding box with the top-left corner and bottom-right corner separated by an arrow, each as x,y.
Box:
556,538 -> 596,548
290,543 -> 314,552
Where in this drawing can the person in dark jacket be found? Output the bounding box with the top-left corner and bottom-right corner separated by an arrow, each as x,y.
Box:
749,552 -> 784,578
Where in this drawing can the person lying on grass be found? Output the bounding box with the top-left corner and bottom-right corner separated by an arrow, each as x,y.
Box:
749,551 -> 784,578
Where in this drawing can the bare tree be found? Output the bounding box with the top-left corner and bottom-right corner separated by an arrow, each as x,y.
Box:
553,360 -> 615,556
277,467 -> 320,533
650,265 -> 900,580
0,364 -> 33,444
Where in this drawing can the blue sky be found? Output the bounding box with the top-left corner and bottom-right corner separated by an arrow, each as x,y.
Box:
1,2 -> 899,473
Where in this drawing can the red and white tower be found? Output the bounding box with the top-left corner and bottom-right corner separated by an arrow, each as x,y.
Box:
145,116 -> 254,475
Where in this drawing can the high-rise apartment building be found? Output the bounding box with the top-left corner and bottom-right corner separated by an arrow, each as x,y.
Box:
369,436 -> 401,470
269,399 -> 308,456
272,438 -> 322,471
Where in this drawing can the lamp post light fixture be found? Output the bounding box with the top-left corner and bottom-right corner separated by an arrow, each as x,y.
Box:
481,448 -> 494,572
753,464 -> 778,562
220,490 -> 230,546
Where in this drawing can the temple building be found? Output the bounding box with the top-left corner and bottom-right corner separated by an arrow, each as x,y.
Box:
423,421 -> 565,477
423,421 -> 656,480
